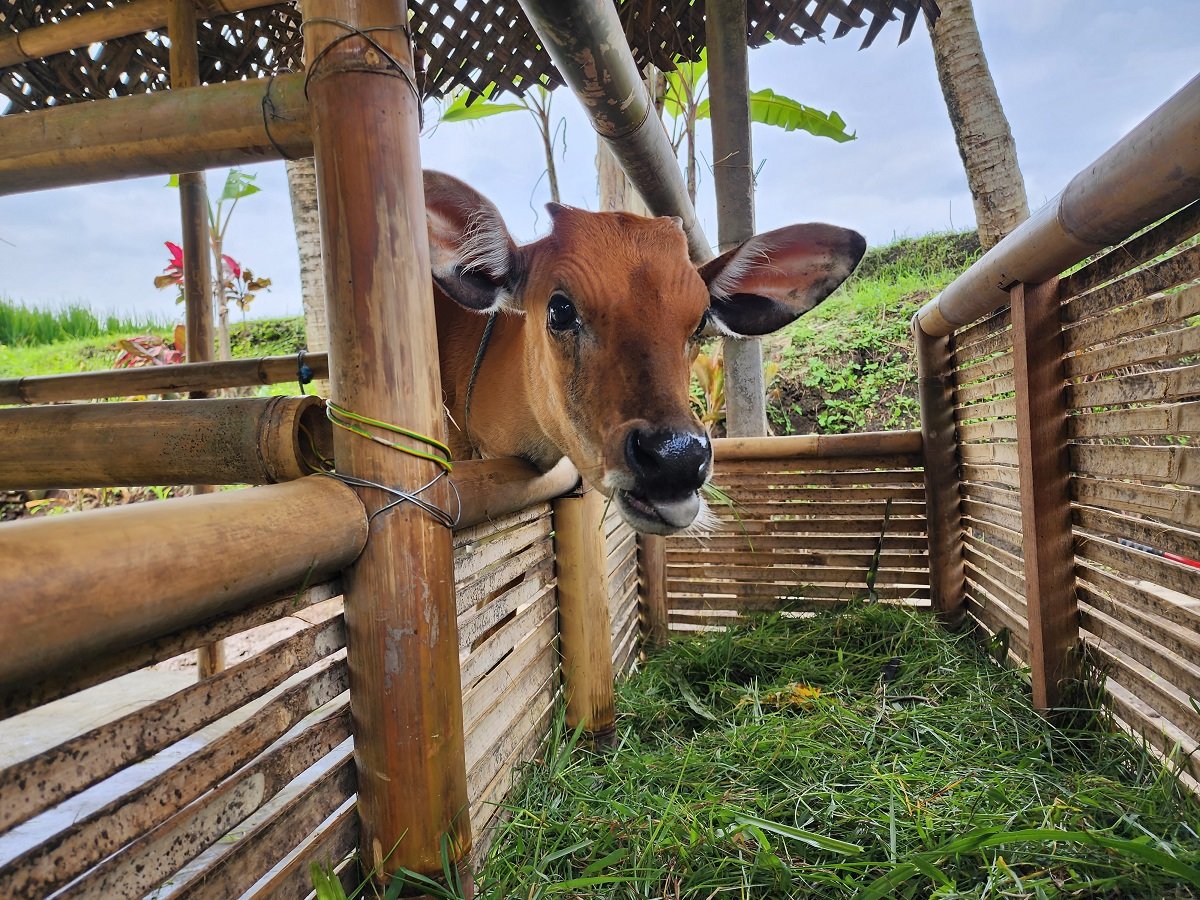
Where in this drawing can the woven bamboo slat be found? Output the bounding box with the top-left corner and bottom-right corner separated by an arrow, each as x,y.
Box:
0,615 -> 345,836
667,548 -> 929,568
955,351 -> 1014,386
713,453 -> 925,474
1104,678 -> 1200,785
961,463 -> 1020,489
955,373 -> 1016,407
1065,326 -> 1200,380
0,581 -> 340,720
952,328 -> 1013,367
1072,444 -> 1200,486
0,0 -> 935,113
952,306 -> 1012,356
1060,201 -> 1200,299
1079,591 -> 1200,692
959,441 -> 1018,466
955,396 -> 1016,422
963,515 -> 1024,560
1068,401 -> 1200,439
72,705 -> 352,898
1073,504 -> 1200,562
1061,244 -> 1200,326
1069,366 -> 1200,410
1076,559 -> 1200,639
1064,282 -> 1200,352
252,799 -> 358,899
1073,476 -> 1200,529
0,656 -> 348,896
961,482 -> 1020,514
1077,532 -> 1200,599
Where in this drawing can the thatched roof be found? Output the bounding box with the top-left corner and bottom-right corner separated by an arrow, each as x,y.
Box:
1,0 -> 937,114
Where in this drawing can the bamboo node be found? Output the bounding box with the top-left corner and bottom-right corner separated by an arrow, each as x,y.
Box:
301,18 -> 422,124
261,74 -> 300,162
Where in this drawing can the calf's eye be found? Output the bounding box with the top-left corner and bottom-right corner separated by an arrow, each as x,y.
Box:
547,292 -> 581,333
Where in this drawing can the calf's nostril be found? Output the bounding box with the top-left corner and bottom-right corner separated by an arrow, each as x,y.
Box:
624,428 -> 712,493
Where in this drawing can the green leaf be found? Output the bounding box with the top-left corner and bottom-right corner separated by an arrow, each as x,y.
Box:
733,814 -> 864,855
165,174 -> 180,188
440,89 -> 526,123
696,89 -> 856,143
220,169 -> 261,202
662,51 -> 707,120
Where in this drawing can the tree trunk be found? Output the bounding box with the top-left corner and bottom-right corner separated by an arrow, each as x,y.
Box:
596,139 -> 648,215
927,0 -> 1029,250
286,157 -> 328,368
212,234 -> 232,362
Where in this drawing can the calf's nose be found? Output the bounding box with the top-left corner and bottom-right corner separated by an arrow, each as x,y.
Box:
624,427 -> 712,495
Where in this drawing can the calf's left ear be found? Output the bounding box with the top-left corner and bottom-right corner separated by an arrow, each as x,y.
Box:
698,224 -> 866,336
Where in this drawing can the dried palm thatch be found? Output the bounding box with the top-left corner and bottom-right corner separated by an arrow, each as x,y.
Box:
0,0 -> 937,114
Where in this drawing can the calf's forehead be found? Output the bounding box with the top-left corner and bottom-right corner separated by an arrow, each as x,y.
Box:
526,210 -> 708,320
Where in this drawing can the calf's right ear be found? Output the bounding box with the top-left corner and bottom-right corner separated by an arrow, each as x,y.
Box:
424,171 -> 518,313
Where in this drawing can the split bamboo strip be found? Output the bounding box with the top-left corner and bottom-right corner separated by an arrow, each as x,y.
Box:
253,799 -> 358,899
713,430 -> 922,460
0,73 -> 311,195
303,0 -> 470,880
0,395 -> 329,489
1068,400 -> 1200,439
0,657 -> 349,897
669,533 -> 927,552
1073,477 -> 1200,530
0,615 -> 346,836
1077,532 -> 1200,604
917,74 -> 1200,335
1079,594 -> 1200,696
66,705 -> 353,898
961,463 -> 1020,489
1064,282 -> 1200,352
952,306 -> 1011,356
1061,244 -> 1200,326
1059,200 -> 1200,299
1076,558 -> 1200,635
0,352 -> 328,404
955,396 -> 1016,422
1073,504 -> 1200,562
955,373 -> 1016,407
553,489 -> 616,741
716,453 -> 925,473
1069,366 -> 1200,410
0,581 -> 341,720
170,749 -> 357,899
953,327 -> 1012,366
1065,325 -> 1200,379
0,476 -> 365,689
1071,444 -> 1200,486
1104,679 -> 1200,785
0,0 -> 282,69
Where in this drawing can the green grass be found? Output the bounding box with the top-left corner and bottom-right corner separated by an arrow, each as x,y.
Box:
459,606 -> 1200,899
765,230 -> 982,435
0,298 -> 172,348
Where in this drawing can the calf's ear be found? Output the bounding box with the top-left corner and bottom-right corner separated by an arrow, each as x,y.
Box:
698,224 -> 866,336
424,170 -> 519,312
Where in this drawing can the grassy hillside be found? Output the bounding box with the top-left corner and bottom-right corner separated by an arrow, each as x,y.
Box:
764,230 -> 980,435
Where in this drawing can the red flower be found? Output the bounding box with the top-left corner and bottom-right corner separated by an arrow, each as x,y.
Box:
222,255 -> 242,279
165,241 -> 184,269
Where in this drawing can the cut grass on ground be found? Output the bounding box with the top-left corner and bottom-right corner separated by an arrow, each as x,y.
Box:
460,606 -> 1200,899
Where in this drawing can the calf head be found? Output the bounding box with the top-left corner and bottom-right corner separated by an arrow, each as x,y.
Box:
425,171 -> 866,535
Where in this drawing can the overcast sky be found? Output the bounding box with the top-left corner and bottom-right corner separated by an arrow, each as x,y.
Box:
1,1 -> 1197,321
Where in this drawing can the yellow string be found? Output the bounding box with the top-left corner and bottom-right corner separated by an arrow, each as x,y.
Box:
324,399 -> 454,473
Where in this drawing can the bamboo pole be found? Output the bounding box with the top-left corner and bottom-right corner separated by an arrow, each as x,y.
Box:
516,0 -> 713,264
706,0 -> 768,438
0,352 -> 328,405
0,0 -> 281,69
712,430 -> 923,461
453,458 -> 578,531
553,489 -> 617,743
0,396 -> 329,489
638,534 -> 669,649
302,0 -> 472,887
918,74 -> 1200,336
913,319 -> 966,628
0,73 -> 311,196
0,476 -> 366,691
169,0 -> 226,677
1010,279 -> 1078,712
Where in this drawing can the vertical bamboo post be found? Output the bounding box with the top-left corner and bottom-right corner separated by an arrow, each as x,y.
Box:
1010,278 -> 1078,711
913,318 -> 967,629
169,0 -> 223,678
553,490 -> 616,743
637,534 -> 669,649
303,0 -> 471,889
706,0 -> 767,438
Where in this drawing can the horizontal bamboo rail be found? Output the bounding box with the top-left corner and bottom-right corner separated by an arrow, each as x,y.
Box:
713,430 -> 923,461
0,476 -> 367,689
917,73 -> 1200,336
454,457 -> 580,530
0,396 -> 329,489
0,73 -> 311,195
0,0 -> 280,69
0,352 -> 328,404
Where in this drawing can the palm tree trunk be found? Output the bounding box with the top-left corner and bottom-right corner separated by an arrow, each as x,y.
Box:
927,0 -> 1029,250
286,157 -> 328,357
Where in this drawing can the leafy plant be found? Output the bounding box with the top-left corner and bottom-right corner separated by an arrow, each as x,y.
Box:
160,169 -> 272,360
661,49 -> 855,204
112,326 -> 187,369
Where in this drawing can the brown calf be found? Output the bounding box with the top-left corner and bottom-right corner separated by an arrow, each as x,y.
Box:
425,171 -> 865,535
